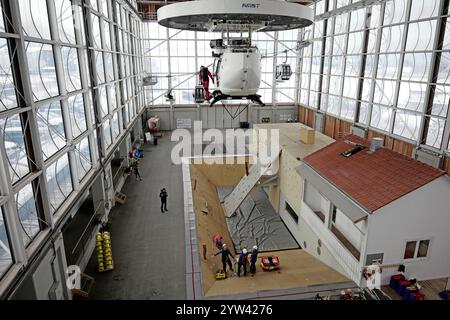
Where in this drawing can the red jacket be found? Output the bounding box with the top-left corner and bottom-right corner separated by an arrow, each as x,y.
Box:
199,68 -> 214,83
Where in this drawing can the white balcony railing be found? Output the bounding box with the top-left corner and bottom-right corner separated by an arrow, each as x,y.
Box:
302,202 -> 362,285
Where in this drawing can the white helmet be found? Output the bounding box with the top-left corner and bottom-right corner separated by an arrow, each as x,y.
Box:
242,248 -> 248,254
253,245 -> 258,250
222,243 -> 227,248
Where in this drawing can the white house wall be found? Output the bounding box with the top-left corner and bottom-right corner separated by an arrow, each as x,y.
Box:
301,200 -> 363,284
366,175 -> 450,284
334,208 -> 365,252
304,181 -> 323,212
279,192 -> 349,278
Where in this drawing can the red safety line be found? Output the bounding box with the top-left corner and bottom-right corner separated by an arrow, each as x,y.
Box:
189,224 -> 196,300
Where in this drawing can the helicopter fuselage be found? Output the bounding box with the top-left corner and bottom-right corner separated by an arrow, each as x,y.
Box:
215,46 -> 261,96
208,43 -> 264,106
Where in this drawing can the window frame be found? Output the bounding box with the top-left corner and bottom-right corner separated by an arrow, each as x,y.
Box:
285,201 -> 299,224
0,206 -> 14,280
403,238 -> 432,261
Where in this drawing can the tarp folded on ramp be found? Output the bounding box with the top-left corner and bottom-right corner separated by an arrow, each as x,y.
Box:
218,186 -> 299,253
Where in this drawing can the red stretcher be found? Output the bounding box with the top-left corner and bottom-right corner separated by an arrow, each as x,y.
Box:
260,256 -> 280,271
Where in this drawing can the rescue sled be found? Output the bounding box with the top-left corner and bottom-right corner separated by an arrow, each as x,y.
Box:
260,256 -> 280,271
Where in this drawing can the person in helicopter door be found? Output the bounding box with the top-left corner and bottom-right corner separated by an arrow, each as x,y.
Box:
198,65 -> 215,100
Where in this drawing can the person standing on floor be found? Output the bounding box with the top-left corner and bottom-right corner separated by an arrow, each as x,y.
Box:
237,248 -> 249,277
250,245 -> 258,276
131,158 -> 142,181
214,244 -> 234,276
160,188 -> 168,212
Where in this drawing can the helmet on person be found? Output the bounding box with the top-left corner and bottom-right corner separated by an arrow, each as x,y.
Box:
253,245 -> 258,250
242,248 -> 248,254
222,243 -> 227,248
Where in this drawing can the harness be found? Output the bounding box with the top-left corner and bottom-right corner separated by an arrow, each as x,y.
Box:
201,68 -> 209,81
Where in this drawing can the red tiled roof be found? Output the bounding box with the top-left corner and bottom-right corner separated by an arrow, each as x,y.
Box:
303,135 -> 445,213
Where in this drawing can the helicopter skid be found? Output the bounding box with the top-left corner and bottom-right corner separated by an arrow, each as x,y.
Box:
209,93 -> 265,107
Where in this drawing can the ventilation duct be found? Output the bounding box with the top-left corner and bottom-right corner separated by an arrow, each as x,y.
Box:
369,137 -> 383,153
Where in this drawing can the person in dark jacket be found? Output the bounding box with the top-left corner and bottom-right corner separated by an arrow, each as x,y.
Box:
160,188 -> 168,212
250,245 -> 258,275
237,248 -> 249,277
214,243 -> 234,275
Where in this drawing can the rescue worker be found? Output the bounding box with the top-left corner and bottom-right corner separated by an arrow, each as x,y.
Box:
132,146 -> 144,159
237,248 -> 249,277
160,188 -> 168,213
130,158 -> 142,181
214,243 -> 234,276
250,245 -> 258,276
198,65 -> 214,100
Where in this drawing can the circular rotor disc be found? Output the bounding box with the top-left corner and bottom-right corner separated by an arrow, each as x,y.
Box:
157,0 -> 314,32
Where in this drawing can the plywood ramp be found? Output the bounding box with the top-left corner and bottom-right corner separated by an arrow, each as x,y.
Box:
205,249 -> 350,298
190,164 -> 237,294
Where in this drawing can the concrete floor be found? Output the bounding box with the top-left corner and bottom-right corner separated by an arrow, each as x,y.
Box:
86,133 -> 187,300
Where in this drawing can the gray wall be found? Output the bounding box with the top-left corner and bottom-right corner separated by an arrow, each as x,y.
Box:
147,105 -> 298,130
11,233 -> 70,300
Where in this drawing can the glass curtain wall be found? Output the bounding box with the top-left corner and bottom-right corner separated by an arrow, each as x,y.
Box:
299,0 -> 450,153
142,22 -> 301,106
0,0 -> 143,283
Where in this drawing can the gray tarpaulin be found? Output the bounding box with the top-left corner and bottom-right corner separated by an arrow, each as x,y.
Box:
218,186 -> 299,253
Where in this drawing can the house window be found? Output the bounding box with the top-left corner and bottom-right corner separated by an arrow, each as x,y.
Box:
417,240 -> 430,258
404,241 -> 416,259
332,205 -> 337,223
285,201 -> 298,224
404,240 -> 430,260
